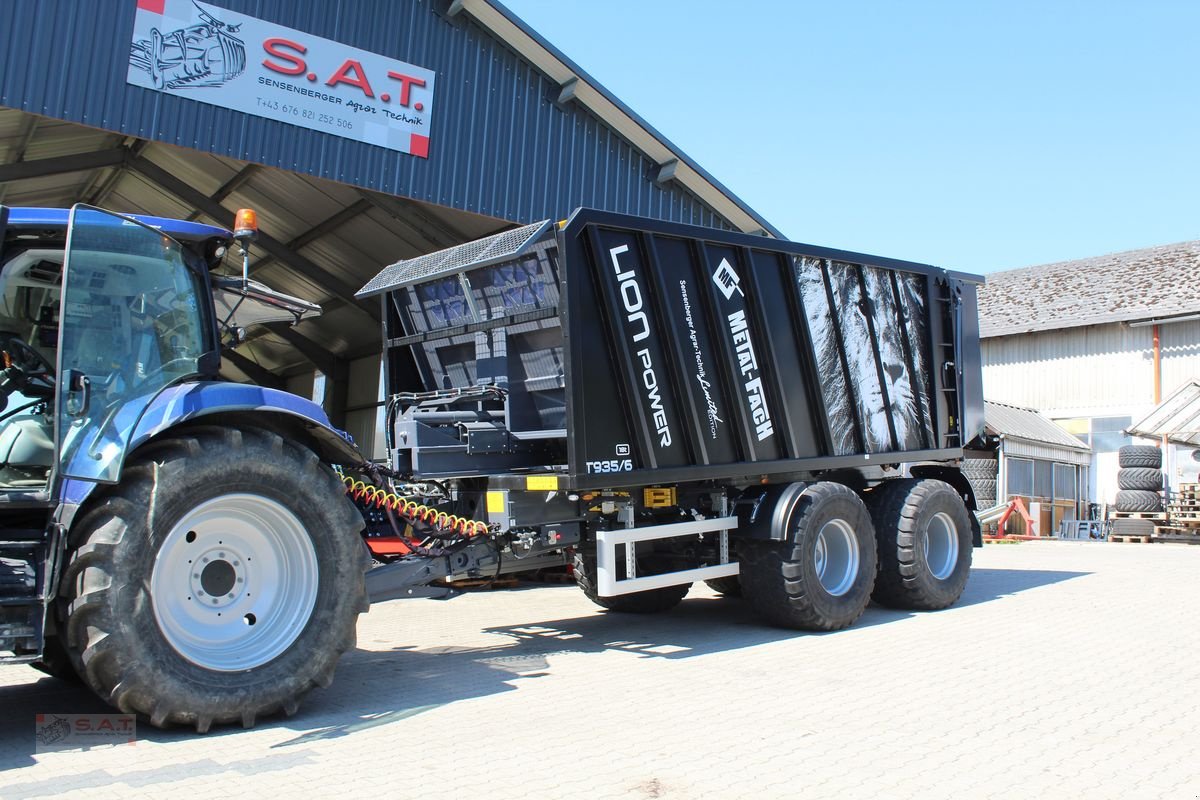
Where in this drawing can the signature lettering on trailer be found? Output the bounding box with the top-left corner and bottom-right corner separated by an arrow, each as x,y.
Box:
727,309 -> 775,442
609,245 -> 672,448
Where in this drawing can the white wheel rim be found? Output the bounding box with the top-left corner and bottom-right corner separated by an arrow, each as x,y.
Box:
150,493 -> 318,671
924,511 -> 959,581
813,519 -> 859,597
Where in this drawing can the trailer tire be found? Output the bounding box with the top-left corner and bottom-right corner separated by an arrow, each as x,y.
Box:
1118,445 -> 1161,469
737,482 -> 876,631
703,576 -> 742,597
1116,468 -> 1163,491
57,425 -> 368,732
1113,489 -> 1163,513
572,550 -> 690,613
866,479 -> 973,611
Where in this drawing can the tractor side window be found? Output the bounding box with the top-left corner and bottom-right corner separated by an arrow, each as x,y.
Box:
58,206 -> 207,483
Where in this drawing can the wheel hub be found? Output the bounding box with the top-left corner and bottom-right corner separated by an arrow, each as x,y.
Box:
151,494 -> 318,672
191,550 -> 245,608
924,512 -> 959,581
814,519 -> 859,597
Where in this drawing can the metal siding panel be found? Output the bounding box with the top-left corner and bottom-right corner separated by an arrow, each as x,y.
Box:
982,325 -> 1158,413
1001,439 -> 1091,466
0,0 -> 737,229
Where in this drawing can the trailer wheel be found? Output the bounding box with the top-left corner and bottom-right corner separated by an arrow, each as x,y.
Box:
867,479 -> 972,610
58,425 -> 368,731
703,576 -> 742,597
737,482 -> 876,631
572,550 -> 690,613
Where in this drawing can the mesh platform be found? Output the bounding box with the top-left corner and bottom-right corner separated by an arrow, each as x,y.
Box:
356,219 -> 553,298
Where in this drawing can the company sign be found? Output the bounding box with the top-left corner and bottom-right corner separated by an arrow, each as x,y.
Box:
127,0 -> 436,158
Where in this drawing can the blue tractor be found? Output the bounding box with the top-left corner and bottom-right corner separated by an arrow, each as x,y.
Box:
0,205 -> 370,731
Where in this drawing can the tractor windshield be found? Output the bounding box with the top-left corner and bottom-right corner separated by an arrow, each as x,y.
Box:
55,206 -> 209,483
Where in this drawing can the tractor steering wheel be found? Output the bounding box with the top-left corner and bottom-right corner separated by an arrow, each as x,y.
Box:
0,333 -> 54,388
3,335 -> 54,378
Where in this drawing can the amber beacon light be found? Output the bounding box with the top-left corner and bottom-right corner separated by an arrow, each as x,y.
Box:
233,208 -> 258,287
233,208 -> 258,242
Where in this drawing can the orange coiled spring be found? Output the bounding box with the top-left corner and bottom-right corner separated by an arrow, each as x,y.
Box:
343,476 -> 489,537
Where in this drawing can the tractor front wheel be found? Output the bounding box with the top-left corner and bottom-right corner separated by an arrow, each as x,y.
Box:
58,425 -> 367,731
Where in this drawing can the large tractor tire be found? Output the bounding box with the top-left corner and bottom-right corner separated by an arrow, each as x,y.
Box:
1116,468 -> 1163,491
1118,445 -> 1161,469
58,425 -> 368,732
573,550 -> 690,613
31,635 -> 81,683
866,479 -> 973,611
1113,489 -> 1162,513
737,482 -> 876,631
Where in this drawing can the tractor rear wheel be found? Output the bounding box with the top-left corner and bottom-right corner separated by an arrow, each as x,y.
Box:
58,425 -> 367,731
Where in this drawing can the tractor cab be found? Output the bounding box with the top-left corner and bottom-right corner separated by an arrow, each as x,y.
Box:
0,205 -> 229,496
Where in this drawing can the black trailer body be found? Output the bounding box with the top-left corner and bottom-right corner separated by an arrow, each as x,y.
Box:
359,209 -> 985,629
363,209 -> 984,487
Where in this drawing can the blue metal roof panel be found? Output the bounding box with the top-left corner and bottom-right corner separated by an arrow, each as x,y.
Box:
0,0 -> 735,231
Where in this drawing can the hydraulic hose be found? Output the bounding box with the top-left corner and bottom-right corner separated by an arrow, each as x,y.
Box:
342,476 -> 489,537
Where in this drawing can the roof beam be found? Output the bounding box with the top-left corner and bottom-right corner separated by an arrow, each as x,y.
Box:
653,159 -> 679,187
83,138 -> 150,206
222,349 -> 286,389
555,77 -> 579,108
0,115 -> 39,203
187,163 -> 261,221
248,197 -> 373,273
127,155 -> 380,323
266,322 -> 340,375
0,148 -> 128,183
358,190 -> 467,250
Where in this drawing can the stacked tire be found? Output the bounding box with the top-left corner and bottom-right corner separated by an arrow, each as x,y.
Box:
961,457 -> 999,509
1114,445 -> 1163,513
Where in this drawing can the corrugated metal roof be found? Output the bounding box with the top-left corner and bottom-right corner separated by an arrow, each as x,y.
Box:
985,401 -> 1090,453
0,0 -> 788,388
1128,380 -> 1200,447
0,0 -> 768,235
978,240 -> 1200,338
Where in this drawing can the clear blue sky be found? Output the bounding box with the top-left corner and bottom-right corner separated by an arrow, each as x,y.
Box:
500,0 -> 1200,273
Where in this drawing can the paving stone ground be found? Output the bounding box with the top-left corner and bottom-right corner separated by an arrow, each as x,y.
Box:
2,540 -> 1199,799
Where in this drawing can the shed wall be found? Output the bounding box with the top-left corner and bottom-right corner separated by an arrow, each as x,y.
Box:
982,321 -> 1200,416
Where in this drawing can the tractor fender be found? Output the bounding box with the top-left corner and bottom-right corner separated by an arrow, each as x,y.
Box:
59,381 -> 365,511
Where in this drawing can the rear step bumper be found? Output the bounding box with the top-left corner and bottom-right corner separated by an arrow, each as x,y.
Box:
596,516 -> 739,597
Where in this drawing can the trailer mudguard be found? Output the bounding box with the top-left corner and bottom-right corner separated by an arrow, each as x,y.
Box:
59,380 -> 362,508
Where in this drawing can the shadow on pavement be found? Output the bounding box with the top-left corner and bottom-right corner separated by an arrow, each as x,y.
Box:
0,565 -> 1089,760
957,567 -> 1090,608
